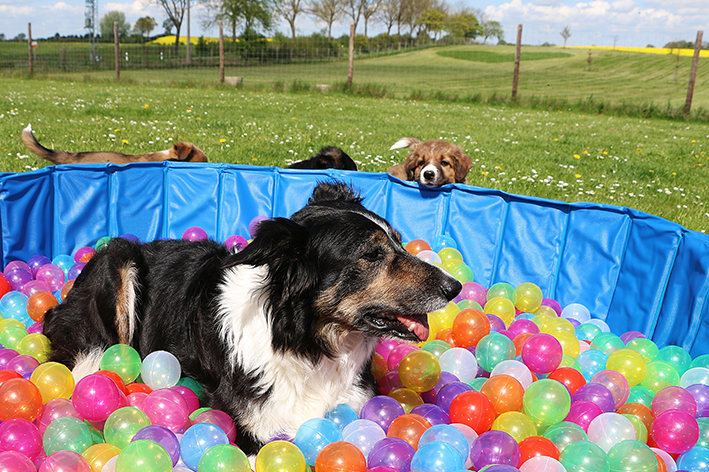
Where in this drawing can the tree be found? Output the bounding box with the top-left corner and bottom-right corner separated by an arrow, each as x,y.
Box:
481,19 -> 503,44
100,11 -> 131,42
202,0 -> 272,42
560,25 -> 571,48
150,0 -> 189,53
361,0 -> 382,38
134,17 -> 158,41
0,33 -> 6,41
445,13 -> 479,39
375,0 -> 402,36
417,8 -> 445,41
308,0 -> 344,40
14,33 -> 26,42
343,0 -> 366,32
273,0 -> 305,40
162,18 -> 175,35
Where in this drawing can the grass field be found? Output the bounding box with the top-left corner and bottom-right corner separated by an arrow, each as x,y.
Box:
1,73 -> 707,233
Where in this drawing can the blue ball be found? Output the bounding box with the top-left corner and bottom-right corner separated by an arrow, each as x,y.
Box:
324,403 -> 359,432
431,235 -> 458,253
677,447 -> 709,472
0,291 -> 32,328
294,417 -> 343,466
51,254 -> 75,277
576,348 -> 609,381
410,440 -> 466,472
179,422 -> 229,470
418,424 -> 470,462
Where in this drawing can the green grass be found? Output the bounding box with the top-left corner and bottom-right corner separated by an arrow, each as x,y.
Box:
1,76 -> 708,233
437,50 -> 573,62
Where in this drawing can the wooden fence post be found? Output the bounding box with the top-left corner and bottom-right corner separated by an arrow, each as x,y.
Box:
685,30 -> 704,115
347,22 -> 355,90
114,22 -> 120,81
512,24 -> 522,99
186,0 -> 192,65
28,23 -> 33,75
219,21 -> 224,83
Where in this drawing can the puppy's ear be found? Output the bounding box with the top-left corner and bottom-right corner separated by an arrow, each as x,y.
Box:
172,142 -> 193,161
390,137 -> 422,151
309,181 -> 362,205
454,151 -> 473,183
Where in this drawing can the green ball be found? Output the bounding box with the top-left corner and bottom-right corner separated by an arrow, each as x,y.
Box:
104,407 -> 151,449
523,379 -> 571,427
486,282 -> 517,303
198,444 -> 251,472
421,340 -> 452,359
589,332 -> 625,355
177,376 -> 205,400
190,407 -> 213,422
467,377 -> 487,391
627,386 -> 655,407
641,360 -> 680,394
475,332 -> 516,372
657,345 -> 692,376
576,323 -> 602,342
559,440 -> 609,472
43,416 -> 93,455
543,422 -> 589,453
626,338 -> 659,362
95,236 -> 112,251
457,299 -> 483,311
447,263 -> 475,283
100,344 -> 143,384
690,354 -> 709,369
0,325 -> 28,351
116,440 -> 172,472
606,439 -> 657,472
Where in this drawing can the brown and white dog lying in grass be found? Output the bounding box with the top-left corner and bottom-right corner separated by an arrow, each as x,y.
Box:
387,137 -> 472,187
21,124 -> 208,165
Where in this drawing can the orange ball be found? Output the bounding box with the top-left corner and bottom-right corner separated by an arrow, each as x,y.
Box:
449,390 -> 496,435
616,402 -> 654,434
481,374 -> 525,415
125,382 -> 153,395
513,333 -> 535,357
371,353 -> 388,381
386,413 -> 432,449
546,367 -> 587,395
60,279 -> 74,300
451,309 -> 490,348
79,252 -> 95,263
435,329 -> 455,346
0,377 -> 43,421
26,291 -> 58,322
96,370 -> 128,395
405,239 -> 432,255
0,370 -> 22,388
315,441 -> 366,472
518,436 -> 560,465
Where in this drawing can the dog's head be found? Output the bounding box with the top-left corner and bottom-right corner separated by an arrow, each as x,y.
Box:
170,142 -> 208,162
226,181 -> 461,358
389,138 -> 472,187
287,147 -> 358,171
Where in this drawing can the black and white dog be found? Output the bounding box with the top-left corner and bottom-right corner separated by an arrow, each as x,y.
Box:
43,182 -> 461,455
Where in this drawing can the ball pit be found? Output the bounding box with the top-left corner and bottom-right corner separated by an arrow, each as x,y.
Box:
2,173 -> 709,472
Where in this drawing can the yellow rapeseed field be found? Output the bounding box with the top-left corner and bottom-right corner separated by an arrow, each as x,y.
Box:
570,45 -> 709,58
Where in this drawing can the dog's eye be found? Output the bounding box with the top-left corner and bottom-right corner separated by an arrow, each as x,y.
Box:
417,161 -> 425,167
441,161 -> 450,167
361,248 -> 385,262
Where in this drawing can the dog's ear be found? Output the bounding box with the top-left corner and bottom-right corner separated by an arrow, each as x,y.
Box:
309,181 -> 363,205
389,137 -> 422,151
172,142 -> 208,162
454,150 -> 473,183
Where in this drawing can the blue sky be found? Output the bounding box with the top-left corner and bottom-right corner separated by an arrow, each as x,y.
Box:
0,0 -> 706,48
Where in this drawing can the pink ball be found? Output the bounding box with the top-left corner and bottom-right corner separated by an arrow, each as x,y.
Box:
225,235 -> 248,252
459,282 -> 487,307
540,298 -> 562,315
521,333 -> 563,374
193,409 -> 237,443
37,399 -> 81,435
375,339 -> 400,362
564,400 -> 603,431
73,247 -> 96,263
34,264 -> 65,293
0,451 -> 36,472
38,450 -> 91,472
72,374 -> 122,422
652,386 -> 697,417
591,370 -> 630,409
248,216 -> 269,238
127,392 -> 149,410
508,319 -> 540,338
386,344 -> 419,371
20,280 -> 52,297
651,410 -> 700,454
0,418 -> 43,461
171,385 -> 200,414
142,388 -> 190,433
182,227 -> 208,241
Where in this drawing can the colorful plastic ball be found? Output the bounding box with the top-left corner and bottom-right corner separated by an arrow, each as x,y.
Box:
521,333 -> 563,375
4,269 -> 32,292
418,424 -> 469,462
360,395 -> 405,432
449,390 -> 496,434
398,349 -> 441,393
576,323 -> 602,343
141,350 -> 181,390
180,423 -> 230,470
72,374 -> 121,422
573,383 -> 618,414
341,419 -> 386,459
0,450 -> 36,472
17,333 -> 50,363
606,440 -> 658,472
7,354 -> 39,377
547,367 -> 586,395
523,379 -> 571,427
481,374 -> 524,415
591,370 -> 630,408
434,381 -> 472,413
0,323 -> 27,351
560,303 -> 590,324
367,437 -> 415,472
410,440 -> 465,472
446,263 -> 475,283
676,446 -> 709,472
491,359 -> 534,390
658,345 -> 692,376
642,360 -> 681,394
115,439 -> 172,472
486,283 -> 517,303
586,412 -> 637,453
410,404 -> 450,426
519,456 -> 567,472
606,348 -> 648,387
514,283 -> 543,313
421,340 -> 452,359
43,416 -> 92,455
104,407 -> 152,449
405,239 -> 432,255
26,291 -> 58,323
519,436 -> 560,465
197,444 -> 250,472
0,348 -> 20,370
254,440 -> 306,472
100,344 -> 143,385
688,384 -> 709,417
652,409 -> 700,454
386,413 -> 431,449
34,264 -> 65,293
491,411 -> 538,442
590,333 -> 625,356
438,347 -> 478,383
626,338 -> 660,363
627,385 -> 656,408
131,425 -> 180,466
652,385 -> 697,417
294,417 -> 343,466
190,410 -> 235,444
415,249 -> 442,265
577,349 -> 609,382
0,292 -> 31,328
438,247 -> 464,268
29,361 -> 74,403
60,280 -> 74,301
182,226 -> 208,241
470,430 -> 521,470
543,422 -> 589,454
224,235 -> 249,252
378,371 -> 404,395
389,388 -> 424,413
387,344 -> 419,372
81,443 -> 121,472
476,332 -> 516,373
142,388 -> 189,433
248,216 -> 270,238
680,367 -> 709,389
39,450 -> 91,472
564,400 -> 603,432
313,440 -> 367,472
451,308 -> 490,348
51,254 -> 75,277
73,247 -> 96,263
0,418 -> 43,461
459,281 -> 488,306
431,235 -> 457,252
558,440 -> 609,472
0,377 -> 42,421
484,297 -> 516,328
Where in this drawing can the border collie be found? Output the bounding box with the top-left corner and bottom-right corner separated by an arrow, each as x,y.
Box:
287,146 -> 358,171
387,137 -> 472,187
43,181 -> 461,455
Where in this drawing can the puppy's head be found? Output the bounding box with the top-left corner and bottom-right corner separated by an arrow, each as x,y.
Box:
390,138 -> 472,187
228,181 -> 461,357
170,142 -> 208,162
287,147 -> 358,171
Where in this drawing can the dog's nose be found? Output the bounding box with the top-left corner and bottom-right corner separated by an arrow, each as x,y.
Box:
441,277 -> 462,301
423,170 -> 435,181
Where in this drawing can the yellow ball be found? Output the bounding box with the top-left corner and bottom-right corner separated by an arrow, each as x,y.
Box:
534,305 -> 558,317
484,297 -> 516,328
429,302 -> 460,333
552,330 -> 581,358
18,333 -> 51,363
389,388 -> 424,413
514,283 -> 543,313
82,443 -> 121,472
607,348 -> 647,387
255,441 -> 307,472
438,248 -> 464,268
30,361 -> 75,403
491,411 -> 537,442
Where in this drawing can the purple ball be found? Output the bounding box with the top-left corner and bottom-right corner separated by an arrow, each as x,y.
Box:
0,348 -> 19,369
27,323 -> 43,335
541,298 -> 563,315
421,371 -> 459,404
410,404 -> 450,426
436,381 -> 473,413
470,430 -> 521,470
620,331 -> 646,344
26,255 -> 51,276
132,425 -> 181,466
119,234 -> 140,242
73,247 -> 96,263
182,227 -> 208,241
248,216 -> 270,238
360,396 -> 405,432
487,314 -> 506,332
4,261 -> 32,274
5,268 -> 32,292
225,235 -> 248,251
483,466 -> 521,472
687,383 -> 709,418
67,263 -> 86,281
573,382 -> 616,413
367,437 -> 415,472
7,355 -> 40,377
34,264 -> 65,292
20,280 -> 52,297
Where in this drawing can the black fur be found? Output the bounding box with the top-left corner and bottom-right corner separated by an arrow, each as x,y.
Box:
287,147 -> 357,171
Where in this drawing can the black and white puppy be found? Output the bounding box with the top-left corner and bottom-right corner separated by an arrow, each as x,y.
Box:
43,182 -> 461,456
287,146 -> 358,171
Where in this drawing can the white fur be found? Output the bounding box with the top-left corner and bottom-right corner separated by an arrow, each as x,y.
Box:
71,347 -> 105,383
389,137 -> 418,150
118,263 -> 139,345
216,265 -> 377,443
24,123 -> 33,133
419,163 -> 440,185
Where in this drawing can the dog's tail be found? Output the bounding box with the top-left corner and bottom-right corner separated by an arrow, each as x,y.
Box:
21,124 -> 69,165
389,137 -> 422,151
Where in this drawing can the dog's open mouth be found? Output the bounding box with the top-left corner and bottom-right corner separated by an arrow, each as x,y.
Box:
364,313 -> 430,342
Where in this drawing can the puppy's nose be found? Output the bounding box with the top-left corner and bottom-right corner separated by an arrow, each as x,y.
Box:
441,276 -> 462,301
423,170 -> 435,181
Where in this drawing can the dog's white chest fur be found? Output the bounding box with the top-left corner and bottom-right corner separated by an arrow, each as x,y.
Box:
217,265 -> 376,443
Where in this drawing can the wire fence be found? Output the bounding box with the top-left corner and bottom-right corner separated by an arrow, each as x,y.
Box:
2,26 -> 708,118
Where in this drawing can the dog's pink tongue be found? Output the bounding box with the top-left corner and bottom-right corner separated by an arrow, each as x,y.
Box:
397,316 -> 430,342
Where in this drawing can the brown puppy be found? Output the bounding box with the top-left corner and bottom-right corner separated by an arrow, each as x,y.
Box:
387,137 -> 472,187
21,124 -> 208,165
